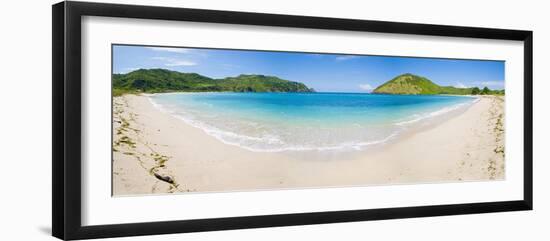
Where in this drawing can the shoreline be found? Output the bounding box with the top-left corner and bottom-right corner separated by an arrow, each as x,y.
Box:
147,93 -> 478,153
112,94 -> 504,195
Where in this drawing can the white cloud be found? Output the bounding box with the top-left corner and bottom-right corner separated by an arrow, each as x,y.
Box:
359,83 -> 374,91
335,55 -> 360,61
478,81 -> 504,88
453,80 -> 504,89
165,60 -> 197,67
454,82 -> 469,88
152,57 -> 197,67
147,47 -> 190,53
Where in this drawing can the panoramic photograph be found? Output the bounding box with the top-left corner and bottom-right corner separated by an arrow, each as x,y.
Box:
111,44 -> 505,196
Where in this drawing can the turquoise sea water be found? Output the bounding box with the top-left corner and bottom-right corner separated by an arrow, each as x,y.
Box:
149,92 -> 477,152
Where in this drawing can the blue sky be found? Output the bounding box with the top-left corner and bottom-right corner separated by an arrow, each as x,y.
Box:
113,45 -> 505,92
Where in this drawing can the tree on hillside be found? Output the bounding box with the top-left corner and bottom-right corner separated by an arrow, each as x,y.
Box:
471,87 -> 481,95
131,79 -> 149,91
481,86 -> 490,95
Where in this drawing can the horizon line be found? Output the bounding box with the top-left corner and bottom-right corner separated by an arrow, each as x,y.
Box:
113,68 -> 505,91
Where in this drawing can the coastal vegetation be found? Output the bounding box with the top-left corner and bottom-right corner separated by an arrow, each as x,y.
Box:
373,73 -> 504,95
113,68 -> 314,96
113,70 -> 504,96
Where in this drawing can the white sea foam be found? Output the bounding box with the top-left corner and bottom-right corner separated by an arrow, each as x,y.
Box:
148,96 -> 477,153
148,97 -> 401,152
394,97 -> 478,126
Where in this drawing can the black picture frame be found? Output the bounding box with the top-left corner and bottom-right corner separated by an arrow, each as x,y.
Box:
52,1 -> 533,240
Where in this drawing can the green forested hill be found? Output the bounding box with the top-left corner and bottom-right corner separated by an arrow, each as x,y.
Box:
373,74 -> 441,94
113,68 -> 314,95
217,74 -> 314,92
372,73 -> 504,95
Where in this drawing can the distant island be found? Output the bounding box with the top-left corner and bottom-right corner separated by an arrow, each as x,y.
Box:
373,73 -> 504,95
113,68 -> 314,96
113,70 -> 503,96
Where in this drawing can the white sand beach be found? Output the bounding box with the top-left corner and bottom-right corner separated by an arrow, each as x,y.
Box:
112,94 -> 505,196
